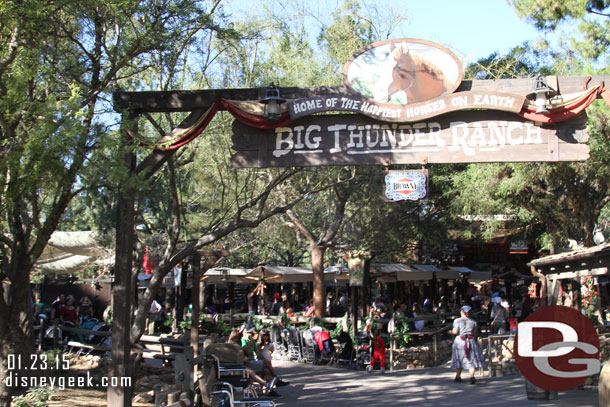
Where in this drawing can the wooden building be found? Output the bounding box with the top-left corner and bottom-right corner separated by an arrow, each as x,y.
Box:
528,243 -> 610,307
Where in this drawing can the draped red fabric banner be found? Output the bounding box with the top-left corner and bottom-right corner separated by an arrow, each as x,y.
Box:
165,100 -> 221,150
127,101 -> 221,151
134,87 -> 610,152
141,98 -> 294,151
519,86 -> 604,123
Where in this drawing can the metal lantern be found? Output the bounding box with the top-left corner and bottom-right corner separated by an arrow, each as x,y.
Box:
336,258 -> 345,275
218,267 -> 230,282
528,75 -> 557,115
260,83 -> 286,121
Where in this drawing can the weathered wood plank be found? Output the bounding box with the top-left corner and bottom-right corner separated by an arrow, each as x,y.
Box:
230,112 -> 589,167
113,75 -> 610,113
230,144 -> 590,167
113,86 -> 347,113
232,111 -> 588,151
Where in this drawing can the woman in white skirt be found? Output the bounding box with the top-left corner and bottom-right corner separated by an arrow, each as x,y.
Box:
450,305 -> 486,384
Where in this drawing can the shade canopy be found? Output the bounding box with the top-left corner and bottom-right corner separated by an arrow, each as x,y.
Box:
243,265 -> 337,283
35,231 -> 110,274
446,266 -> 492,282
372,264 -> 491,282
201,268 -> 250,284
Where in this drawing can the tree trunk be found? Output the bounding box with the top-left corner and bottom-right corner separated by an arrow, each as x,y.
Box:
0,253 -> 34,407
0,324 -> 32,407
311,246 -> 326,317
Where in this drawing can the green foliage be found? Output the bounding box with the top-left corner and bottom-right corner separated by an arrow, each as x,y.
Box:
329,313 -> 357,344
162,315 -> 174,328
464,43 -> 552,80
581,276 -> 600,319
298,317 -> 313,331
330,317 -> 345,339
217,315 -> 233,336
281,312 -> 292,328
0,3 -> 237,368
390,315 -> 412,349
0,6 -> 242,403
451,44 -> 610,248
317,0 -> 374,73
11,387 -> 54,407
251,316 -> 268,332
509,0 -> 610,59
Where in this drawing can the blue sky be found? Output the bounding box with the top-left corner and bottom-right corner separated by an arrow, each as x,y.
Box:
226,0 -> 548,66
393,1 -> 544,64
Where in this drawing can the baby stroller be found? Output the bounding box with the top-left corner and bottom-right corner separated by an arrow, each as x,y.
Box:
335,331 -> 354,368
300,329 -> 317,363
313,329 -> 335,366
270,324 -> 286,360
285,327 -> 303,362
43,320 -> 77,347
355,332 -> 371,370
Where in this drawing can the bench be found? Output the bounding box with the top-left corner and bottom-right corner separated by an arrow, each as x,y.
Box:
66,341 -> 111,355
55,324 -> 111,355
138,335 -> 207,366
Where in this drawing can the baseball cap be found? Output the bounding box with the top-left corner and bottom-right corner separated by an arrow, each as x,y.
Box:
461,305 -> 472,313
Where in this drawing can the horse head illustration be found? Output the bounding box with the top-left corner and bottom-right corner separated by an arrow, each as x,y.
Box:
386,41 -> 448,103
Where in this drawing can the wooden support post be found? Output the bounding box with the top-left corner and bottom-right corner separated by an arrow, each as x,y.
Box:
198,269 -> 205,314
389,336 -> 394,371
52,321 -> 58,350
550,277 -> 560,306
177,262 -> 188,324
351,286 -> 358,339
108,113 -> 136,407
362,260 -> 370,318
433,334 -> 438,365
487,336 -> 492,377
190,253 -> 201,377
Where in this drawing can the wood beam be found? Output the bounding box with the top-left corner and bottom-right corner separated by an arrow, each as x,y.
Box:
113,76 -> 610,114
533,256 -> 610,274
113,86 -> 350,113
541,267 -> 609,280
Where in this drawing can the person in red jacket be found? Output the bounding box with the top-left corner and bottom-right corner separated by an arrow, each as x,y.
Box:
367,329 -> 386,373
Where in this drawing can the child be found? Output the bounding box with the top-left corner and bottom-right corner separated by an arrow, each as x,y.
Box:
367,329 -> 386,373
259,331 -> 289,386
507,310 -> 518,336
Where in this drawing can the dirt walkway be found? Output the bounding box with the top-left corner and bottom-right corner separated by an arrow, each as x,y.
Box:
270,360 -> 598,407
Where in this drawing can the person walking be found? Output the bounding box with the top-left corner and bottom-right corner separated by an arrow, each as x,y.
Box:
490,296 -> 507,334
367,329 -> 386,373
450,305 -> 486,384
